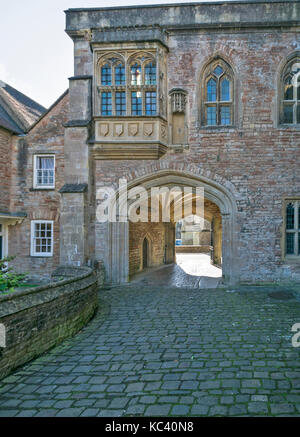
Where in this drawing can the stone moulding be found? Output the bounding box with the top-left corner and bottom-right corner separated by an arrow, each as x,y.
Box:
65,2 -> 300,36
91,142 -> 168,160
0,266 -> 103,381
93,117 -> 168,159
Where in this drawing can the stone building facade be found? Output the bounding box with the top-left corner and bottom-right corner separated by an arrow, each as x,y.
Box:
0,81 -> 45,264
1,1 -> 300,285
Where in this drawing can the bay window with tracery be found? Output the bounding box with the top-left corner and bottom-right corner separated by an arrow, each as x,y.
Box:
281,57 -> 300,125
97,52 -> 158,117
128,54 -> 157,116
201,59 -> 234,127
98,57 -> 126,116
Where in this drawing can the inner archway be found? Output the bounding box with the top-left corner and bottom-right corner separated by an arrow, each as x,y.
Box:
129,196 -> 223,288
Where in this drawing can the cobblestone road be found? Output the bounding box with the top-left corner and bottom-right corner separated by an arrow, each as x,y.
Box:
1,285 -> 300,417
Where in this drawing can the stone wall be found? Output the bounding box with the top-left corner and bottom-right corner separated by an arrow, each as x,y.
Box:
8,92 -> 69,279
0,127 -> 12,212
129,221 -> 168,277
89,12 -> 300,284
176,245 -> 211,254
0,266 -> 101,381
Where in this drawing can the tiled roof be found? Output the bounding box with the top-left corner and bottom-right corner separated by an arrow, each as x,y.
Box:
0,80 -> 46,134
0,105 -> 23,134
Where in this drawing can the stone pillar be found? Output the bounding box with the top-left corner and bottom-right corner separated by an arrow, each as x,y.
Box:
164,222 -> 175,264
212,214 -> 222,266
59,185 -> 88,266
110,221 -> 129,284
59,34 -> 93,267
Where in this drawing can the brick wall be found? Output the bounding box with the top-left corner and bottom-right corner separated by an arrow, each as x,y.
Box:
92,29 -> 300,283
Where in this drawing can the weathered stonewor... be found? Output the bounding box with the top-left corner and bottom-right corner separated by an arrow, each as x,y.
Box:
1,0 -> 300,287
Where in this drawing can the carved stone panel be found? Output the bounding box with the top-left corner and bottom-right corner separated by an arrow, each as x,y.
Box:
114,123 -> 124,137
99,123 -> 109,136
144,123 -> 153,137
128,123 -> 139,136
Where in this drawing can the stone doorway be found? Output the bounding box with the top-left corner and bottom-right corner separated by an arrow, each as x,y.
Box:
142,237 -> 149,269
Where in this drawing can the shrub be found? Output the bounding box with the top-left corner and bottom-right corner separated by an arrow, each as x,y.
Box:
0,256 -> 27,293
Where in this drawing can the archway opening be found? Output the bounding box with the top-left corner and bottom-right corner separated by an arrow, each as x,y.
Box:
106,169 -> 238,285
175,213 -> 222,284
128,188 -> 223,288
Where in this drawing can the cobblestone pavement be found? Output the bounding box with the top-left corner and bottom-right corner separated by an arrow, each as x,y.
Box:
131,254 -> 221,289
1,285 -> 300,417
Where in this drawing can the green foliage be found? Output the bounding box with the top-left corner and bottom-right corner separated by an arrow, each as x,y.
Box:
0,256 -> 27,293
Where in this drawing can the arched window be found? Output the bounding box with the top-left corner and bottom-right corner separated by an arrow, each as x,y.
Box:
101,63 -> 112,86
97,52 -> 157,117
129,54 -> 157,116
115,63 -> 125,86
99,56 -> 125,116
131,63 -> 142,86
281,57 -> 300,125
201,59 -> 234,126
145,62 -> 156,85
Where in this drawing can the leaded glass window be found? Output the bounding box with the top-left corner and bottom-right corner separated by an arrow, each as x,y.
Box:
115,92 -> 126,116
98,53 -> 157,116
207,106 -> 216,125
221,106 -> 231,125
282,59 -> 300,125
115,64 -> 125,85
202,60 -> 233,126
131,63 -> 142,86
285,201 -> 300,256
131,92 -> 142,115
145,62 -> 156,85
101,64 -> 112,86
207,79 -> 217,102
101,92 -> 112,115
145,91 -> 156,115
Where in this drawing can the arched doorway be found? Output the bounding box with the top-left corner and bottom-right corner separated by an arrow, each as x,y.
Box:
106,169 -> 239,285
142,237 -> 149,269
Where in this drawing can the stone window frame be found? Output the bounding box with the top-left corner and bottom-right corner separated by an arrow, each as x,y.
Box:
33,154 -> 55,190
96,51 -> 157,117
30,220 -> 54,257
0,223 -> 8,260
200,57 -> 235,128
283,198 -> 300,260
279,55 -> 300,127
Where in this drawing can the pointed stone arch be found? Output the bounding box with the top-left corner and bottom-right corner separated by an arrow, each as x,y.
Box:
140,232 -> 153,270
102,165 -> 239,285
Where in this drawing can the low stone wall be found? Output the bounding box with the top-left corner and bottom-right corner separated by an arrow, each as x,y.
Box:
0,266 -> 102,381
175,245 -> 211,253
